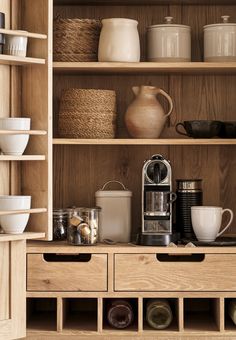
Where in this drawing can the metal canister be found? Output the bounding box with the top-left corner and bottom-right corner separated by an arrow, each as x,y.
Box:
67,207 -> 100,245
53,209 -> 68,241
176,179 -> 203,240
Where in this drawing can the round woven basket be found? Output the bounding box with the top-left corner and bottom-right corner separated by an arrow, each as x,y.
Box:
53,18 -> 101,62
58,89 -> 117,139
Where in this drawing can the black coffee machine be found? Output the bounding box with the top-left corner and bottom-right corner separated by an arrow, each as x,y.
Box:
139,154 -> 179,246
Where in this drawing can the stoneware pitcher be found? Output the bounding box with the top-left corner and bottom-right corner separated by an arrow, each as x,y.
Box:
125,85 -> 173,138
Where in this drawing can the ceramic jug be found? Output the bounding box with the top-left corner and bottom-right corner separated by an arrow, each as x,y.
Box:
98,18 -> 140,62
125,86 -> 173,138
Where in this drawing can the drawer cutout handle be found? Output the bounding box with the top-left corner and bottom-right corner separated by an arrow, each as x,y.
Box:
43,253 -> 92,262
156,254 -> 205,262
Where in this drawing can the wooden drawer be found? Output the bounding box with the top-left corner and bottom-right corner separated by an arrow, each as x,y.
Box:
114,253 -> 236,291
27,253 -> 108,291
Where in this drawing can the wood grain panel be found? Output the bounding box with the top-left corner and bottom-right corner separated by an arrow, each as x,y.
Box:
21,0 -> 53,239
0,242 -> 9,321
27,253 -> 108,292
114,253 -> 236,291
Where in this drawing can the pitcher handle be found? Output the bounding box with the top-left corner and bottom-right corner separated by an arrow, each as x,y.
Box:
157,88 -> 173,117
169,192 -> 177,204
175,123 -> 188,136
217,208 -> 234,238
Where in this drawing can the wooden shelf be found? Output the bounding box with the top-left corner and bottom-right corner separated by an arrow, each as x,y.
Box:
0,54 -> 45,66
0,208 -> 47,216
0,155 -> 46,161
53,138 -> 236,146
0,29 -> 47,39
53,62 -> 236,74
0,232 -> 45,242
0,130 -> 47,135
54,0 -> 236,5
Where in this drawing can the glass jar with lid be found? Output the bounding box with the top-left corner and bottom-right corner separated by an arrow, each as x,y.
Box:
53,209 -> 68,241
67,207 -> 100,245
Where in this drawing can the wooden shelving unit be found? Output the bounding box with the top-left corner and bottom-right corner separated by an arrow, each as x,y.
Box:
0,155 -> 46,161
0,28 -> 47,39
0,54 -> 45,65
0,130 -> 47,135
0,208 -> 47,216
53,138 -> 236,145
53,61 -> 236,74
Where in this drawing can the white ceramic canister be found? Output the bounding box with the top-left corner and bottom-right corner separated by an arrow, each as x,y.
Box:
98,18 -> 140,62
204,16 -> 236,62
4,31 -> 28,57
95,181 -> 132,243
147,16 -> 191,62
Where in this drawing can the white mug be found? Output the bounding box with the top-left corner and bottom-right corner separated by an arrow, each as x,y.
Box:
191,206 -> 234,242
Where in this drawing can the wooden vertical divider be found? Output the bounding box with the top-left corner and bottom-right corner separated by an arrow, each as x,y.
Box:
97,298 -> 103,333
214,297 -> 224,332
57,297 -> 64,332
178,298 -> 184,332
138,297 -> 143,333
108,253 -> 114,292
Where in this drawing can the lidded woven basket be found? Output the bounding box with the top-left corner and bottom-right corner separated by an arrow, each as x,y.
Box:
53,17 -> 102,62
58,89 -> 117,139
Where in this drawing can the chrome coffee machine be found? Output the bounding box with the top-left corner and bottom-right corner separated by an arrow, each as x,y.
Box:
139,154 -> 178,246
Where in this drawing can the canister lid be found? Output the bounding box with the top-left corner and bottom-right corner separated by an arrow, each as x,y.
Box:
204,15 -> 236,29
148,16 -> 191,30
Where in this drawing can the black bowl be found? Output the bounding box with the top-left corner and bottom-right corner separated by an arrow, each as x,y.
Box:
176,120 -> 222,138
219,121 -> 236,138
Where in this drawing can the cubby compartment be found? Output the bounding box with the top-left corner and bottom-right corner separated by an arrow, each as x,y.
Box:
143,298 -> 179,332
103,298 -> 138,332
224,298 -> 236,331
184,298 -> 220,332
27,298 -> 57,332
63,298 -> 98,332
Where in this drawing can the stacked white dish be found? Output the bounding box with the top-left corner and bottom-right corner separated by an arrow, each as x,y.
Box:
0,117 -> 31,155
0,195 -> 31,234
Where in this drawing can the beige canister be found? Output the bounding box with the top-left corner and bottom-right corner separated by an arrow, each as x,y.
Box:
204,16 -> 236,62
95,181 -> 132,243
147,16 -> 191,62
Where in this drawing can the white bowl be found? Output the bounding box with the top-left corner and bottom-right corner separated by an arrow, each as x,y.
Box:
0,118 -> 31,155
0,195 -> 31,234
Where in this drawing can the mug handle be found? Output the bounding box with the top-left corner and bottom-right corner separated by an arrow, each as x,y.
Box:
175,123 -> 188,136
217,208 -> 234,238
169,192 -> 177,204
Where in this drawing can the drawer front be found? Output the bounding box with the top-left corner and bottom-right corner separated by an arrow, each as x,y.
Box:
27,253 -> 108,291
114,253 -> 236,291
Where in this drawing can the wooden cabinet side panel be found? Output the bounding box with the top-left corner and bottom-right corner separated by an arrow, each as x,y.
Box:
0,242 -> 9,321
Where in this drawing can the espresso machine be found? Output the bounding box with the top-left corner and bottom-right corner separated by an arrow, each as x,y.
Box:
139,154 -> 179,246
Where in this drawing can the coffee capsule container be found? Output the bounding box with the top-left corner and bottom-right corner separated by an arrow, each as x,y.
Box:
176,179 -> 203,240
0,12 -> 5,54
147,16 -> 191,62
67,207 -> 100,245
204,16 -> 236,62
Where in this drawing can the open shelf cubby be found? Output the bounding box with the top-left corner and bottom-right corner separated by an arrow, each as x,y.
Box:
184,298 -> 220,332
63,298 -> 98,332
143,298 -> 179,332
103,298 -> 138,332
224,298 -> 236,331
27,298 -> 57,332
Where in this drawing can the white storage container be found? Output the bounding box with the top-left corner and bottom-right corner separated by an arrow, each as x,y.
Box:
204,16 -> 236,62
95,181 -> 132,243
147,16 -> 191,62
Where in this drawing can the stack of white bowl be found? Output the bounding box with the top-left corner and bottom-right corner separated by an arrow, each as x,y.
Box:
0,195 -> 31,234
0,117 -> 31,155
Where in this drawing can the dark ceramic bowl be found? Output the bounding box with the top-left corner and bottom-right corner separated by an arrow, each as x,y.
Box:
176,120 -> 222,138
219,121 -> 236,138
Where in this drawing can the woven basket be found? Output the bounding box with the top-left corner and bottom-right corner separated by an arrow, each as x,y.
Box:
58,89 -> 117,139
53,18 -> 101,62
59,89 -> 116,114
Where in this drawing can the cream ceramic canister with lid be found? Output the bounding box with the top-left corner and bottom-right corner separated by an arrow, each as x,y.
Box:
147,16 -> 191,62
204,16 -> 236,62
98,18 -> 140,62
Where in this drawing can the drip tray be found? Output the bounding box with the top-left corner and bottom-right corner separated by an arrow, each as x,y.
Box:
182,237 -> 236,246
